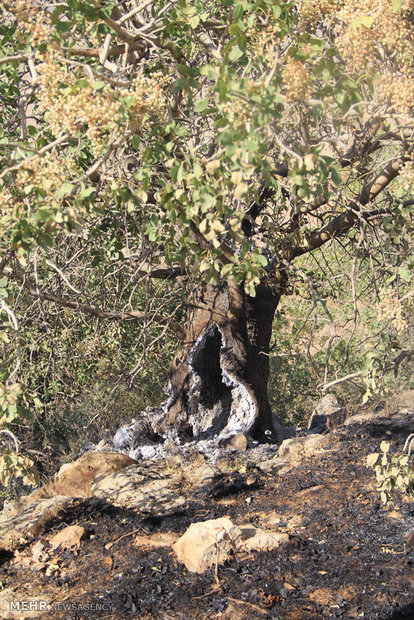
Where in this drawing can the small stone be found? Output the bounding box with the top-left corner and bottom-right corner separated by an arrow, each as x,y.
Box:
134,532 -> 179,548
31,540 -> 46,562
50,525 -> 86,551
283,582 -> 296,591
220,434 -> 248,451
240,526 -> 289,551
45,563 -> 59,577
173,517 -> 243,573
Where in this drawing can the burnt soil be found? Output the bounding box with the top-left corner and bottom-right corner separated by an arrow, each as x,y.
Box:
1,416 -> 414,620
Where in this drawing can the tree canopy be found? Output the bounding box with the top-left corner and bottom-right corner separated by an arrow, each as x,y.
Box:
1,0 -> 413,481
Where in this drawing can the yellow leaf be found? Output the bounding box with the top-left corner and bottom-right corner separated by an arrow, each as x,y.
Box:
234,182 -> 248,199
199,219 -> 208,234
231,170 -> 243,185
206,160 -> 220,173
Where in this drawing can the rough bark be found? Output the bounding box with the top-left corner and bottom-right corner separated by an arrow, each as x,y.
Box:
162,279 -> 286,444
113,278 -> 288,458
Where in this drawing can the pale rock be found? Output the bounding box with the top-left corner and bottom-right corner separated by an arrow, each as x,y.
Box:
0,452 -> 136,526
0,495 -> 73,548
278,434 -> 329,466
173,517 -> 243,573
266,511 -> 287,527
0,591 -> 48,618
45,563 -> 59,577
257,454 -> 289,475
31,540 -> 47,562
47,451 -> 136,498
219,433 -> 248,451
308,394 -> 346,432
91,467 -> 186,513
173,517 -> 290,573
239,526 -> 289,551
133,532 -> 179,548
50,525 -> 85,550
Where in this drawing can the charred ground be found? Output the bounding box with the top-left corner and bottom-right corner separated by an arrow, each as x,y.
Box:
1,410 -> 414,619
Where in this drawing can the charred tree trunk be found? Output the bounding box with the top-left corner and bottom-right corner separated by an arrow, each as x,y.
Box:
163,279 -> 286,444
114,279 -> 288,457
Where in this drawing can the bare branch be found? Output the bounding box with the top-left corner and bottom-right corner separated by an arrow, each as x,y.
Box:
5,268 -> 186,339
45,260 -> 81,294
288,154 -> 406,260
319,371 -> 364,391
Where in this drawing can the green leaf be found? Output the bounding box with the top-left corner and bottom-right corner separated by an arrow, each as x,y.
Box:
255,254 -> 268,267
189,15 -> 200,28
131,135 -> 140,150
399,265 -> 410,282
92,80 -> 106,91
199,64 -> 218,80
75,78 -> 90,89
351,16 -> 373,29
392,0 -> 402,11
194,98 -> 209,112
221,263 -> 234,276
229,45 -> 244,62
228,23 -> 243,36
56,183 -> 75,198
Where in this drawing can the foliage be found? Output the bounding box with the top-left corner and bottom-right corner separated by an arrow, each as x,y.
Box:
0,0 -> 413,475
367,440 -> 414,505
0,381 -> 37,487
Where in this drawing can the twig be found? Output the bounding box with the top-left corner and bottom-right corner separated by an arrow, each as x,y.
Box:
319,371 -> 364,391
4,267 -> 186,339
105,527 -> 144,549
227,596 -> 268,614
99,34 -> 113,66
117,0 -> 155,24
0,429 -> 20,453
45,260 -> 81,294
403,434 -> 414,457
0,134 -> 70,180
0,53 -> 32,65
0,299 -> 19,330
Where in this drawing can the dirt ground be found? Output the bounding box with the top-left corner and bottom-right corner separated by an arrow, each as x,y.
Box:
1,413 -> 414,620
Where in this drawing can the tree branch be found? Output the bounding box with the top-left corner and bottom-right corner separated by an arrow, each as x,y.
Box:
287,155 -> 406,260
5,268 -> 186,339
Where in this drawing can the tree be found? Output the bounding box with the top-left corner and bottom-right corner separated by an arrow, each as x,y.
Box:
0,0 -> 413,461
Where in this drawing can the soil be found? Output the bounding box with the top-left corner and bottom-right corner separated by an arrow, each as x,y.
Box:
1,413 -> 414,620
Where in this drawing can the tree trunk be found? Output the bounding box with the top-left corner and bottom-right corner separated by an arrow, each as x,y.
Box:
163,279 -> 286,444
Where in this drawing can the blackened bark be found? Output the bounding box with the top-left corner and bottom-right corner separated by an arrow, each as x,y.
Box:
163,279 -> 286,444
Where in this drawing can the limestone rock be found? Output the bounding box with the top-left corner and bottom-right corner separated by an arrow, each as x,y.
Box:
0,591 -> 48,619
3,452 -> 137,519
49,525 -> 85,550
308,394 -> 346,432
91,466 -> 186,513
45,451 -> 136,498
219,433 -> 248,451
31,540 -> 47,562
0,495 -> 73,548
173,517 -> 243,573
256,454 -> 289,475
278,434 -> 329,467
133,532 -> 179,548
0,453 -> 134,548
239,526 -> 289,551
173,517 -> 290,573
